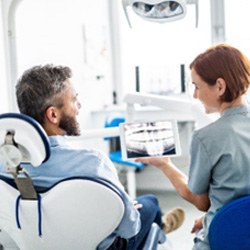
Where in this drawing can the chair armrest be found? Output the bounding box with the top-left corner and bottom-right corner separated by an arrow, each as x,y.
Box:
142,223 -> 166,250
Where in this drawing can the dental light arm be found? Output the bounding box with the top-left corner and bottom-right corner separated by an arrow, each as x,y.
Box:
67,91 -> 213,146
67,92 -> 211,142
123,92 -> 213,129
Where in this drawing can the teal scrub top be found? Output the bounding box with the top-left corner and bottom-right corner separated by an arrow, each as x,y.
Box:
188,105 -> 250,249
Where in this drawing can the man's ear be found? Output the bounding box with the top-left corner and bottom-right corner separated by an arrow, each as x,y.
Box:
216,78 -> 226,97
45,106 -> 60,124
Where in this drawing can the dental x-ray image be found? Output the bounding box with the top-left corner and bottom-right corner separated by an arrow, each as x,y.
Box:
120,120 -> 181,160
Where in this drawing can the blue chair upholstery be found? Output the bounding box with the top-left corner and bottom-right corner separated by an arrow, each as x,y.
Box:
209,195 -> 250,250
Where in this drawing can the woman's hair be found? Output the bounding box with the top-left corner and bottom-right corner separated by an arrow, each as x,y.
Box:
190,44 -> 250,102
16,64 -> 72,125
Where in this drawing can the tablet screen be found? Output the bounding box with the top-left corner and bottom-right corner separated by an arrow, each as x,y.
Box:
119,120 -> 181,160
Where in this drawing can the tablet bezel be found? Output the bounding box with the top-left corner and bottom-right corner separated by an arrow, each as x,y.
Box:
119,119 -> 181,160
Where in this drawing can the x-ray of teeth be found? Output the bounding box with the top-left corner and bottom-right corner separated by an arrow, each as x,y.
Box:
124,121 -> 176,158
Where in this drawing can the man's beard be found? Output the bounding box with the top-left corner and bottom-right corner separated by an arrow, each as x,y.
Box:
59,112 -> 81,136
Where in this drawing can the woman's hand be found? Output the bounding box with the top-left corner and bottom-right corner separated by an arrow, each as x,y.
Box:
135,156 -> 172,170
191,216 -> 204,233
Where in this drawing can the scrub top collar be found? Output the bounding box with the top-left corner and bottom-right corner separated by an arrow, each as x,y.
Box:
222,105 -> 249,117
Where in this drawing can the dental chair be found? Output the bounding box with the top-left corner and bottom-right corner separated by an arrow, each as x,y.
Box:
0,113 -> 167,250
208,195 -> 250,250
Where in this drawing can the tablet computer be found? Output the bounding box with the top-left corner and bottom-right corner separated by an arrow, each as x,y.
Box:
119,120 -> 181,160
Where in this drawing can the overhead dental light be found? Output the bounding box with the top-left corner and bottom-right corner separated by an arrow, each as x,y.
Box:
122,0 -> 198,28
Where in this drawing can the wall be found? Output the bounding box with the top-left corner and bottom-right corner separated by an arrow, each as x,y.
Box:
117,0 -> 212,100
0,0 -> 11,113
5,0 -> 113,132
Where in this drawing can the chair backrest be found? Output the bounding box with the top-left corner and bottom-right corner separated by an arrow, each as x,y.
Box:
208,195 -> 250,250
0,113 -> 51,200
0,113 -> 125,249
0,112 -> 50,168
0,178 -> 124,250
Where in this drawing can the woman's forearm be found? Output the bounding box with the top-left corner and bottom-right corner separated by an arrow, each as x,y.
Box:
136,157 -> 210,211
159,161 -> 210,211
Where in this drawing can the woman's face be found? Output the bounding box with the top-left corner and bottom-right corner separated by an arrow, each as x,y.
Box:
191,68 -> 222,114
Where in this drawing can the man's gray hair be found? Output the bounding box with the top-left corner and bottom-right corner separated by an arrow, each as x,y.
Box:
16,64 -> 72,125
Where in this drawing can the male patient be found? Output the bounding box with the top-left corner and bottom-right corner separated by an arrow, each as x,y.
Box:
0,64 -> 184,249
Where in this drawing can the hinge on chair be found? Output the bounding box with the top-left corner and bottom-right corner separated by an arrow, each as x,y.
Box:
12,169 -> 38,200
3,130 -> 37,200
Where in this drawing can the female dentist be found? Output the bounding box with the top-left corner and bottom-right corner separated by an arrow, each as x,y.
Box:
137,43 -> 250,249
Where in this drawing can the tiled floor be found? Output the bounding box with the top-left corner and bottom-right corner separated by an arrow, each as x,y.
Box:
138,190 -> 204,250
134,159 -> 204,250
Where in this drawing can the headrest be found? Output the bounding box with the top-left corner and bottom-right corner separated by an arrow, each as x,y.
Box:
0,113 -> 50,168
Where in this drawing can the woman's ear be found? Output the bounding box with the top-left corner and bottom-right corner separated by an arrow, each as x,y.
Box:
45,106 -> 60,124
216,78 -> 226,97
